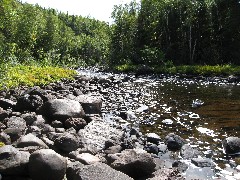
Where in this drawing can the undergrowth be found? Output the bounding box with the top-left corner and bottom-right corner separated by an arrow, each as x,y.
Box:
0,63 -> 77,90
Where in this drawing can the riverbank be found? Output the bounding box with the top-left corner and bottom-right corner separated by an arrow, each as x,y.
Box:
1,69 -> 240,179
113,64 -> 240,77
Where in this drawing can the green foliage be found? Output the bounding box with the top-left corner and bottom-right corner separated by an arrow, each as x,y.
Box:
0,64 -> 77,90
0,142 -> 5,147
110,0 -> 240,68
0,0 -> 110,67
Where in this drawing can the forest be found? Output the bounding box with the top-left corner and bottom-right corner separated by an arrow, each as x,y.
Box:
0,0 -> 240,69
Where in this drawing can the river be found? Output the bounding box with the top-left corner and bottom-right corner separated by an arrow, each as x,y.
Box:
78,68 -> 240,179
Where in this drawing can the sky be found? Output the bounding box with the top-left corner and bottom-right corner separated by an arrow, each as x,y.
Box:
20,0 -> 140,23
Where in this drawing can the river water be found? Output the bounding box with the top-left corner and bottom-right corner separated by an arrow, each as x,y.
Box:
78,69 -> 240,179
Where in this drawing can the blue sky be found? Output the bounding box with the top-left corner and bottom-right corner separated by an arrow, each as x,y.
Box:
20,0 -> 140,23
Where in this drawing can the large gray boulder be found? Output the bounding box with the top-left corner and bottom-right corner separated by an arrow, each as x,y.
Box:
76,95 -> 102,114
108,149 -> 156,178
67,162 -> 133,180
78,119 -> 123,153
16,133 -> 48,149
28,149 -> 67,180
0,145 -> 29,176
41,99 -> 85,121
222,137 -> 240,154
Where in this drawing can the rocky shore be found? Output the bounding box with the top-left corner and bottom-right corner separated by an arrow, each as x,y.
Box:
0,70 -> 240,180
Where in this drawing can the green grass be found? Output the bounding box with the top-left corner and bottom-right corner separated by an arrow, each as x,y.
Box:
0,64 -> 77,90
114,64 -> 240,76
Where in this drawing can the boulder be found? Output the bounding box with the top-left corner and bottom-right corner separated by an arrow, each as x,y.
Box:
21,112 -> 37,126
76,95 -> 102,114
66,162 -> 133,180
54,132 -> 80,153
191,158 -> 215,167
0,132 -> 11,145
28,149 -> 67,180
222,137 -> 240,154
16,133 -> 48,149
78,120 -> 123,153
0,145 -> 29,176
65,117 -> 87,131
165,133 -> 186,151
4,128 -> 25,142
180,144 -> 202,159
108,149 -> 156,178
16,94 -> 43,112
75,153 -> 101,165
6,117 -> 26,129
41,99 -> 85,121
146,133 -> 161,144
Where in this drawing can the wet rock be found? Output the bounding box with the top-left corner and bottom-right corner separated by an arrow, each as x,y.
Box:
65,117 -> 87,131
67,162 -> 133,180
181,144 -> 202,159
162,119 -> 173,125
41,99 -> 85,121
144,143 -> 159,155
146,133 -> 161,144
172,161 -> 188,172
191,158 -> 215,167
6,117 -> 26,129
165,133 -> 186,151
16,133 -> 48,149
75,153 -> 101,165
76,95 -> 102,114
222,137 -> 240,154
54,132 -> 80,153
157,143 -> 168,153
16,94 -> 43,112
108,149 -> 156,178
0,98 -> 16,110
79,120 -> 123,152
0,145 -> 29,176
29,149 -> 67,180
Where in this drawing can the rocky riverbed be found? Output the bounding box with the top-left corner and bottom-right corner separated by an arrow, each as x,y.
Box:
0,68 -> 240,180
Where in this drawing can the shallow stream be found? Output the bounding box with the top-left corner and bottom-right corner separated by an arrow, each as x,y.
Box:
78,68 -> 240,179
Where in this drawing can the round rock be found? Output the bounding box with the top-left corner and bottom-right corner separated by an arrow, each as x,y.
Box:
28,149 -> 67,180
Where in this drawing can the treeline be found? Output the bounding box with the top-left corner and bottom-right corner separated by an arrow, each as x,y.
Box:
0,0 -> 110,66
0,0 -> 240,68
111,0 -> 240,66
